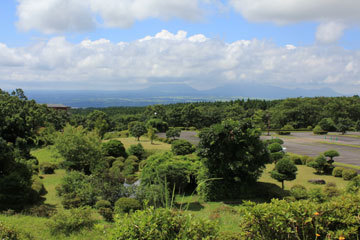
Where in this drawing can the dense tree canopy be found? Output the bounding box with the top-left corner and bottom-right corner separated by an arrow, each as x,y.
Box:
197,120 -> 270,201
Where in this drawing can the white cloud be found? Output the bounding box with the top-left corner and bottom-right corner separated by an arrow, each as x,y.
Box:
1,30 -> 360,94
16,0 -> 207,33
316,22 -> 347,44
230,0 -> 360,43
229,0 -> 360,24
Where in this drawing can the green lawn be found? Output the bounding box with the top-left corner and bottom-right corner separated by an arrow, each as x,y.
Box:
31,146 -> 64,164
114,136 -> 171,152
41,169 -> 66,207
260,163 -> 348,190
317,141 -> 360,148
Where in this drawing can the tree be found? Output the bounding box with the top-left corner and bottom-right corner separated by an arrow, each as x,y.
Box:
128,143 -> 146,160
102,140 -> 127,158
318,118 -> 336,132
54,125 -> 102,174
171,139 -> 195,155
147,127 -> 155,144
271,158 -> 297,190
324,150 -> 339,164
308,155 -> 333,174
197,120 -> 270,201
267,143 -> 284,163
146,119 -> 168,133
86,110 -> 111,138
166,128 -> 181,140
129,122 -> 147,141
336,118 -> 353,135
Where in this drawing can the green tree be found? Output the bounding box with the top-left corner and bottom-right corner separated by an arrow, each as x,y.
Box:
171,139 -> 195,155
128,143 -> 146,160
166,128 -> 181,140
146,119 -> 168,133
324,150 -> 339,164
267,143 -> 284,163
197,120 -> 270,201
147,127 -> 155,144
271,158 -> 297,189
336,117 -> 353,134
86,110 -> 111,138
102,140 -> 127,158
54,125 -> 102,174
318,118 -> 336,132
308,155 -> 332,174
129,122 -> 147,141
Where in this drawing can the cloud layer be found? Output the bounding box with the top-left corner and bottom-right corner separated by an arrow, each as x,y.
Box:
16,0 -> 205,33
1,30 -> 359,93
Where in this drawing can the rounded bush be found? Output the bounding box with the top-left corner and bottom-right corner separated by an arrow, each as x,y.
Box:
290,184 -> 308,200
171,139 -> 195,155
127,144 -> 145,160
268,143 -> 283,153
95,200 -> 111,210
98,207 -> 113,222
346,176 -> 360,194
313,125 -> 328,135
332,167 -> 344,177
49,207 -> 96,236
39,162 -> 57,174
108,207 -> 218,240
323,182 -> 340,198
289,154 -> 302,165
114,198 -> 141,214
265,138 -> 284,145
343,169 -> 358,181
102,140 -> 127,158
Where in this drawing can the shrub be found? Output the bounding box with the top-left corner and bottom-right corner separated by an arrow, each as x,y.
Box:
24,204 -> 56,218
264,138 -> 284,145
277,124 -> 293,135
39,162 -> 57,174
102,140 -> 127,158
271,158 -> 297,190
171,139 -> 195,155
0,222 -> 20,240
307,155 -> 332,174
290,185 -> 308,200
313,125 -> 328,135
308,188 -> 326,203
49,207 -> 96,236
107,207 -> 218,240
332,167 -> 344,177
323,182 -> 340,198
95,200 -> 111,210
166,128 -> 181,140
114,198 -> 141,214
238,194 -> 360,240
346,176 -> 360,194
342,169 -> 358,180
127,144 -> 145,160
56,171 -> 97,209
95,200 -> 113,221
289,154 -> 303,165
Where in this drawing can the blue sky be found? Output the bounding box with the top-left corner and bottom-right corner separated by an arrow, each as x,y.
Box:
1,0 -> 360,94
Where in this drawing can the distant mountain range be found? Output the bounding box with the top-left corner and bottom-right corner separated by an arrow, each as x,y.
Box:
25,83 -> 343,108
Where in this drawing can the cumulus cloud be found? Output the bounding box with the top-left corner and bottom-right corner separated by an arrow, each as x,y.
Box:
316,22 -> 347,44
230,0 -> 360,43
1,30 -> 360,93
16,0 -> 206,33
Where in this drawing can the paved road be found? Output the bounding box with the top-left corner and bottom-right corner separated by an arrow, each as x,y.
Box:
264,132 -> 360,166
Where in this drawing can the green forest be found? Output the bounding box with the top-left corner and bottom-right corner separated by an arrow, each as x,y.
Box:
1,89 -> 360,239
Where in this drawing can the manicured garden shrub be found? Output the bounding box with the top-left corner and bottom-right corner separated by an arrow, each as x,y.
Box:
307,188 -> 327,203
288,154 -> 303,165
307,155 -> 333,174
39,162 -> 57,174
332,167 -> 344,177
127,143 -> 145,160
171,139 -> 195,155
107,206 -> 218,240
290,184 -> 308,200
342,169 -> 358,180
346,176 -> 360,194
49,207 -> 96,236
95,200 -> 111,209
0,222 -> 20,240
114,198 -> 141,214
264,138 -> 284,145
238,194 -> 360,240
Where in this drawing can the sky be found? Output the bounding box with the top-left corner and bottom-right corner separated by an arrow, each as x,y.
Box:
0,0 -> 360,94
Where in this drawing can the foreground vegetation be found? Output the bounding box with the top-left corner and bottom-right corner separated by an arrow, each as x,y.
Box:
1,89 -> 360,239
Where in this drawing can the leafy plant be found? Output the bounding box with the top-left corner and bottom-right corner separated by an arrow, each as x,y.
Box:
171,139 -> 195,155
114,197 -> 141,214
342,169 -> 358,180
271,158 -> 297,189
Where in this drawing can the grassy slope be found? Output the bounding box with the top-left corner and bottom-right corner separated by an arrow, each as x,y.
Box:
31,146 -> 64,164
115,136 -> 171,151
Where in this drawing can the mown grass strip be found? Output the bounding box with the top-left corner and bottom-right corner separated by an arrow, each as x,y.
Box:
317,141 -> 360,149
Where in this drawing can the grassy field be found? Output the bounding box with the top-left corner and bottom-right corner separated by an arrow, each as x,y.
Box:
259,164 -> 348,190
31,146 -> 64,164
114,136 -> 171,151
317,141 -> 360,148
